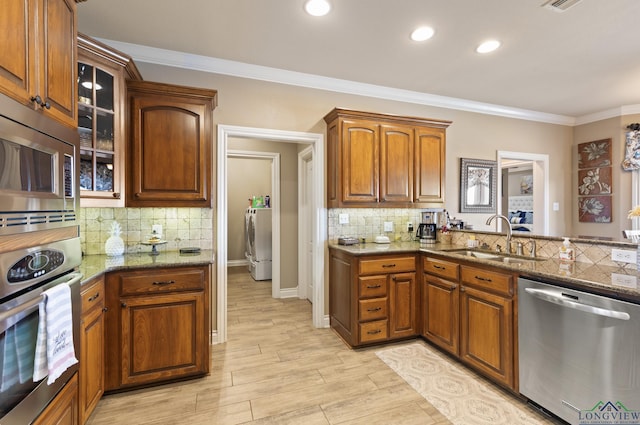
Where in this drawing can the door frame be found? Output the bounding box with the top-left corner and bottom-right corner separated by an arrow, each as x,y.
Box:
216,125 -> 326,343
496,151 -> 550,235
298,145 -> 313,301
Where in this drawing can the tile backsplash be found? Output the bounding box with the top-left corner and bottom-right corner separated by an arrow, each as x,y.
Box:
328,208 -> 425,242
79,208 -> 214,256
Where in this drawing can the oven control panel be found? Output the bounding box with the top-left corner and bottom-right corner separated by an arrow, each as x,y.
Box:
7,249 -> 65,283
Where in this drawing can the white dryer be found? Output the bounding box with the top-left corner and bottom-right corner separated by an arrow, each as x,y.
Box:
246,208 -> 272,280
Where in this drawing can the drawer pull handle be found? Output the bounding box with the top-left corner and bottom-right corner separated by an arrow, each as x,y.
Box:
382,264 -> 396,268
88,292 -> 100,302
153,280 -> 176,286
366,284 -> 381,289
433,265 -> 445,270
449,284 -> 458,291
474,275 -> 493,283
367,307 -> 382,312
367,329 -> 382,335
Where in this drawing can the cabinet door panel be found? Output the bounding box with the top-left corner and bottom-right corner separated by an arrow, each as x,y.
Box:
422,275 -> 459,355
389,272 -> 416,338
120,292 -> 205,386
341,120 -> 378,203
0,0 -> 34,102
41,0 -> 77,127
414,127 -> 445,204
459,286 -> 513,387
380,124 -> 413,203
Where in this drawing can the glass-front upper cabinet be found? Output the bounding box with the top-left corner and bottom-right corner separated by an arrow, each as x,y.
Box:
77,34 -> 142,207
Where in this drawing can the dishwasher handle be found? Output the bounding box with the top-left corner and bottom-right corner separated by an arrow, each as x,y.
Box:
524,287 -> 631,321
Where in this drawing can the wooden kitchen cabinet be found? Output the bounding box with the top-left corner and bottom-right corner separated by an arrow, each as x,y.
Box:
324,108 -> 450,208
422,257 -> 460,355
34,373 -> 79,425
79,275 -> 105,424
126,81 -> 217,207
0,0 -> 78,129
421,255 -> 517,390
104,265 -> 210,391
459,265 -> 515,388
77,34 -> 142,207
329,248 -> 417,347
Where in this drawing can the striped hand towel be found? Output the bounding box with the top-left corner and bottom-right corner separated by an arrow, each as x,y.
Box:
33,283 -> 78,385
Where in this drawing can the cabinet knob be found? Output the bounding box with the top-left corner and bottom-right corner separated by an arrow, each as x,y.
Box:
29,95 -> 51,109
121,302 -> 127,308
102,307 -> 108,313
460,286 -> 466,292
113,192 -> 121,199
88,292 -> 100,302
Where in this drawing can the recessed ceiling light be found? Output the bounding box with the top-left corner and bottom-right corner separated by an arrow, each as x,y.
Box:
304,0 -> 331,17
410,26 -> 435,42
476,40 -> 501,54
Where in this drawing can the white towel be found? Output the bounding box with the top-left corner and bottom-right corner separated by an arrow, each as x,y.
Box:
33,283 -> 78,385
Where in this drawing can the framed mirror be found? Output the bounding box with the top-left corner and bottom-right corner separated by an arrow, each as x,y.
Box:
460,158 -> 497,213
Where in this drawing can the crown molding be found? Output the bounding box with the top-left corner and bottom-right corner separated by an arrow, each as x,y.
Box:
100,38 -> 630,127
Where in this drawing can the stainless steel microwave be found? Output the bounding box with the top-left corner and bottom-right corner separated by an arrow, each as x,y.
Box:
0,114 -> 78,235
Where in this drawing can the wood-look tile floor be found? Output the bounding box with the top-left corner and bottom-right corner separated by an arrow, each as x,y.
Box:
86,267 -> 461,424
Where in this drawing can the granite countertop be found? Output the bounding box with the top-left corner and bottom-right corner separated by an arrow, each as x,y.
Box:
329,241 -> 640,303
80,250 -> 214,284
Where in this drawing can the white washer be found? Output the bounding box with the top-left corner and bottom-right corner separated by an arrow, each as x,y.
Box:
246,208 -> 272,280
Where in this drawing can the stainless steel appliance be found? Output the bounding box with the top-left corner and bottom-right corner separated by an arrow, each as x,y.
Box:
518,277 -> 640,425
0,100 -> 82,423
0,249 -> 81,424
0,110 -> 78,236
416,223 -> 436,242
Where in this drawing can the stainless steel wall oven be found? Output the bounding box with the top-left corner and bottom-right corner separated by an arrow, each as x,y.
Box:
0,102 -> 82,424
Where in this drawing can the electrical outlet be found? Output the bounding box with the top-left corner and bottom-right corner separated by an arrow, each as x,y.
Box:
339,213 -> 349,224
407,222 -> 414,232
611,248 -> 637,264
383,221 -> 393,232
152,224 -> 163,236
611,273 -> 638,288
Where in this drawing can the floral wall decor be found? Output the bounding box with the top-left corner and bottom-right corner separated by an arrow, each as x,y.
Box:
622,123 -> 640,171
578,138 -> 612,223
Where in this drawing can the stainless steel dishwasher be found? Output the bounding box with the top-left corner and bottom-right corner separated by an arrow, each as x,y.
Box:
518,277 -> 640,425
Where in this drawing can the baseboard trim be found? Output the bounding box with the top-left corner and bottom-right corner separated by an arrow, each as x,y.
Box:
279,287 -> 299,299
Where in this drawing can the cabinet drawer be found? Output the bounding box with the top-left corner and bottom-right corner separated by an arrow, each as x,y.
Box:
81,277 -> 105,314
119,267 -> 206,296
460,266 -> 513,296
359,298 -> 388,321
359,256 -> 415,275
423,257 -> 459,281
359,320 -> 388,343
358,276 -> 388,298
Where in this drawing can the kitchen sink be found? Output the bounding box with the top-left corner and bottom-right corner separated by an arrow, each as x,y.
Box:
440,248 -> 548,264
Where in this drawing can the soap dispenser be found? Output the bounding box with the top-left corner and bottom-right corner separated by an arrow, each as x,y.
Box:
559,237 -> 575,262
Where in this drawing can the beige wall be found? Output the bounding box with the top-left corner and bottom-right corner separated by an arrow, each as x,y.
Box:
227,156 -> 271,262
135,62 -> 640,323
227,137 -> 300,289
136,62 -> 575,235
573,114 -> 640,239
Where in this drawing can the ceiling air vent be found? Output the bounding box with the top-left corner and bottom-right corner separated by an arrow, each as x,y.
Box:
542,0 -> 583,12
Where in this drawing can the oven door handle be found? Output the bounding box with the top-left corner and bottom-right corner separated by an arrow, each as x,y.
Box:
524,287 -> 630,321
0,272 -> 83,324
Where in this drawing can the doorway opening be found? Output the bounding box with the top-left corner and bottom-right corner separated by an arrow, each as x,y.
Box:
497,151 -> 550,235
216,125 -> 326,343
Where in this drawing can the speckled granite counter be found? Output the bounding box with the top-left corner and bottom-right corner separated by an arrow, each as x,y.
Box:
79,250 -> 214,284
329,242 -> 640,303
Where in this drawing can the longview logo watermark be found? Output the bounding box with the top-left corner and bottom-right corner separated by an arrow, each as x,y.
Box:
579,401 -> 640,425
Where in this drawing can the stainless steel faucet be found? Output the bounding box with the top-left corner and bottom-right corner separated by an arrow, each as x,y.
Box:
486,214 -> 513,254
528,238 -> 537,258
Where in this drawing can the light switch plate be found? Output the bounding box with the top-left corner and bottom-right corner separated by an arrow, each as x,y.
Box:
611,248 -> 636,264
339,213 -> 349,224
152,224 -> 163,236
383,221 -> 393,232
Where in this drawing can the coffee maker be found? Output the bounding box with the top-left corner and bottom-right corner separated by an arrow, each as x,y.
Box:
416,209 -> 445,243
